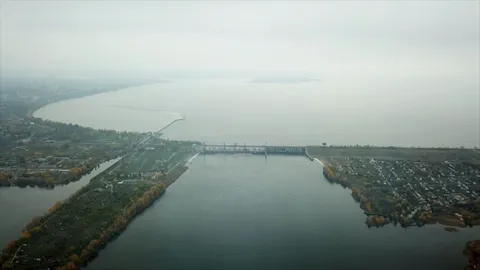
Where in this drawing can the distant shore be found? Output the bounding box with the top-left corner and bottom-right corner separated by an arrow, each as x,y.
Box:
31,85 -> 186,137
29,87 -> 127,119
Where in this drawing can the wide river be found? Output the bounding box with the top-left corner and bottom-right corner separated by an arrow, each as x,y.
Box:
3,79 -> 478,269
87,155 -> 477,270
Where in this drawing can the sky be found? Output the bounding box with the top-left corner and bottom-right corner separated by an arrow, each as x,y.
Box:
0,1 -> 479,79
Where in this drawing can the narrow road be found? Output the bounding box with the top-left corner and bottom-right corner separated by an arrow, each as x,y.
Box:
167,162 -> 181,174
9,246 -> 22,264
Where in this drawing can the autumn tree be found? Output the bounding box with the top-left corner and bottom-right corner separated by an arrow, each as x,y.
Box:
136,198 -> 146,210
365,202 -> 373,212
5,240 -> 17,253
25,216 -> 42,231
67,261 -> 78,270
20,231 -> 31,240
418,212 -> 432,223
87,239 -> 100,252
323,166 -> 334,179
49,201 -> 62,213
0,172 -> 9,181
125,206 -> 136,218
69,254 -> 80,265
70,168 -> 83,175
80,249 -> 88,261
30,226 -> 42,235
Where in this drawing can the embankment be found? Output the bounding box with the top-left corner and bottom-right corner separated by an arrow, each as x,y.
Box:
304,149 -> 313,161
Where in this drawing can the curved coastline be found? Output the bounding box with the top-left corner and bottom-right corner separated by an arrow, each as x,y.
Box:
32,84 -> 185,135
29,85 -> 135,119
1,84 -> 193,269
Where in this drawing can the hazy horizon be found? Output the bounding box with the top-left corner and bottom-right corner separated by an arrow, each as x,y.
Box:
1,1 -> 478,76
1,1 -> 479,147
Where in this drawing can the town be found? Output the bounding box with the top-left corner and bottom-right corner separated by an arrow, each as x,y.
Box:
0,77 -> 147,188
308,146 -> 480,228
0,78 -> 199,269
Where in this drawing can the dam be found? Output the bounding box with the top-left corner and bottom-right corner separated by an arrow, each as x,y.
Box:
197,144 -> 305,155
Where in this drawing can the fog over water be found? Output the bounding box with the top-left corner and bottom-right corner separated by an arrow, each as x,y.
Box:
35,78 -> 479,148
3,1 -> 477,147
1,2 -> 479,269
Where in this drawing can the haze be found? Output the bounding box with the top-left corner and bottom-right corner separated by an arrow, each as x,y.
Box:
1,1 -> 479,147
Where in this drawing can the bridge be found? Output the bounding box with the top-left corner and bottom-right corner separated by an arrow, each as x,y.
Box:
197,144 -> 306,156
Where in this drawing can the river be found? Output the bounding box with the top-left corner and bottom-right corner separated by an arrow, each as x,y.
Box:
4,79 -> 479,269
0,158 -> 119,247
88,155 -> 478,270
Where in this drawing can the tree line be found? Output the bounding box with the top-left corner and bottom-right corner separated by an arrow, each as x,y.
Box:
54,183 -> 165,270
1,183 -> 165,270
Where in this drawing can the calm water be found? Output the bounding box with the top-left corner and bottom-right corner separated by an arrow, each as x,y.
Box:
89,155 -> 478,270
0,158 -> 119,247
34,79 -> 479,148
6,79 -> 479,269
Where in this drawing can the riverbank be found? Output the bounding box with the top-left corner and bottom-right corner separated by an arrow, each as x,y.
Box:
464,240 -> 480,270
0,180 -> 167,269
0,157 -> 116,189
0,145 -> 193,269
86,155 -> 479,270
312,148 -> 480,229
1,79 -> 197,268
0,159 -> 121,248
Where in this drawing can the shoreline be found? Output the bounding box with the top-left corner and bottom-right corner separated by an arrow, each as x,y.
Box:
0,82 -> 197,269
32,85 -> 186,138
29,88 -> 124,120
0,157 -> 122,189
316,158 -> 480,229
5,80 -> 479,269
0,153 -> 193,269
29,82 -> 165,120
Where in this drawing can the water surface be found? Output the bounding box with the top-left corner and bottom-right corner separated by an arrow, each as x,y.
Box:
89,155 -> 478,270
34,79 -> 480,147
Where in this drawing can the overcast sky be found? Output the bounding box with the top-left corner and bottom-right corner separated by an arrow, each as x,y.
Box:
1,1 -> 478,78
